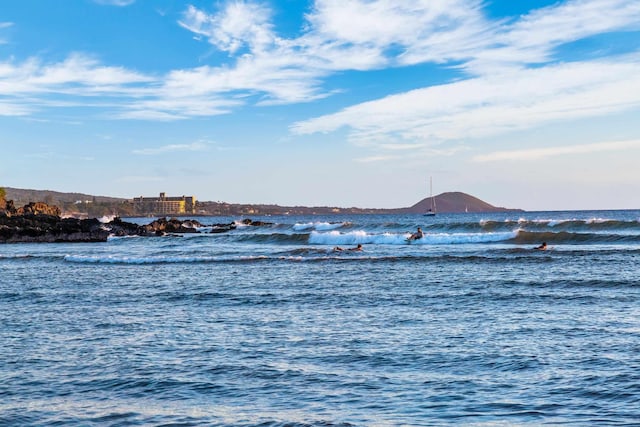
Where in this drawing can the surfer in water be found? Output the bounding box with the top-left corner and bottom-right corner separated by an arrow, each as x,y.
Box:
408,227 -> 424,241
334,244 -> 363,252
535,242 -> 548,250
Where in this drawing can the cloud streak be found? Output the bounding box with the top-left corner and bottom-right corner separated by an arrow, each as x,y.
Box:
291,55 -> 640,145
473,139 -> 640,162
1,0 -> 639,130
132,142 -> 210,155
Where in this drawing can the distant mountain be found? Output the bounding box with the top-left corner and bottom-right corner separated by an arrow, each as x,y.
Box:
399,191 -> 522,214
2,187 -> 521,216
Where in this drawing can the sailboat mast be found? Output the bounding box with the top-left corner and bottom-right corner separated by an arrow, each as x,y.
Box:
430,176 -> 435,211
424,176 -> 436,216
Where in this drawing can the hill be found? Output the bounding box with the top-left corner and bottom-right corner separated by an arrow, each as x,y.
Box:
4,187 -> 124,205
399,192 -> 520,214
2,187 -> 521,216
3,187 -> 131,218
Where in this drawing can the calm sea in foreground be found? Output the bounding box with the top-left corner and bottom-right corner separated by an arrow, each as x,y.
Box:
2,210 -> 640,426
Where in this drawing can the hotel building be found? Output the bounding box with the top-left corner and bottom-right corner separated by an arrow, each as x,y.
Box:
132,193 -> 197,215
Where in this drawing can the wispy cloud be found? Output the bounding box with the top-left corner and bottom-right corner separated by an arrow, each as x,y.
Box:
171,0 -> 489,107
354,154 -> 400,163
0,21 -> 12,45
473,139 -> 640,162
291,55 -> 640,146
106,0 -> 640,122
132,142 -> 210,155
0,101 -> 32,116
0,53 -> 152,97
179,3 -> 274,55
460,0 -> 640,73
1,0 -> 639,126
290,0 -> 640,147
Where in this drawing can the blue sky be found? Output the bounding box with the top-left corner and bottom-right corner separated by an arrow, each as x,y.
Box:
1,0 -> 639,211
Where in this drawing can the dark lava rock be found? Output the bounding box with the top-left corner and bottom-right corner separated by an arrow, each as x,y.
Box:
138,217 -> 203,235
0,213 -> 109,243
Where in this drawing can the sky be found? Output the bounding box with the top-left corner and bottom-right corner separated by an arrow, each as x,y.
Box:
1,0 -> 639,211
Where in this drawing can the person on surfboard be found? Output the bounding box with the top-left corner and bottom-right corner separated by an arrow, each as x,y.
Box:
408,227 -> 424,241
535,242 -> 547,250
334,244 -> 363,252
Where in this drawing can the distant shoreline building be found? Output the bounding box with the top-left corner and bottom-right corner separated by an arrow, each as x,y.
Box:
132,192 -> 197,215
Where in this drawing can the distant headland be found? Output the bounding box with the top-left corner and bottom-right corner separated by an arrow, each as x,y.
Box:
2,187 -> 522,218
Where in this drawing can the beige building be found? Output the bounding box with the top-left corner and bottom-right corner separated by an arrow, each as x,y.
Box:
133,193 -> 197,215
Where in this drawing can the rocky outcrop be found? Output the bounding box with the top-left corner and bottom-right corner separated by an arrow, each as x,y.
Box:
106,217 -> 144,237
137,217 -> 203,235
18,202 -> 62,217
1,200 -> 109,243
0,214 -> 109,243
1,200 -> 62,217
210,222 -> 237,233
241,218 -> 273,226
1,198 -> 273,243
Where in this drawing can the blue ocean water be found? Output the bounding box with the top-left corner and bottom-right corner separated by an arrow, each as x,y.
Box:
1,210 -> 640,426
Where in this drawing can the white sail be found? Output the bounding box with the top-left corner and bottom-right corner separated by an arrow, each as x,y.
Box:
424,176 -> 436,216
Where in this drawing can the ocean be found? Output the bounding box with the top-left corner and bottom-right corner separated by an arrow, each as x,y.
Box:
1,210 -> 640,426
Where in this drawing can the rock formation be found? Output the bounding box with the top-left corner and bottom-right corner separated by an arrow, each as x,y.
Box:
137,217 -> 202,235
1,199 -> 275,243
1,200 -> 110,243
0,213 -> 109,243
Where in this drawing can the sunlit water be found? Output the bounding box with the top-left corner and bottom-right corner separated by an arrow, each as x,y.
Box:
2,211 -> 640,426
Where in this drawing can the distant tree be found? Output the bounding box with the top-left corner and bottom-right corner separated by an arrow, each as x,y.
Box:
0,187 -> 5,206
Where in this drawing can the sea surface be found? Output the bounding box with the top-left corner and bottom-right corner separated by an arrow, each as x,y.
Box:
2,210 -> 640,426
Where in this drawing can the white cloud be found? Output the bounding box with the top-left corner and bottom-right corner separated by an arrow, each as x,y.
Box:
291,55 -> 640,146
118,95 -> 240,121
169,0 -> 491,108
0,54 -> 152,96
172,0 -> 640,122
0,21 -> 13,45
179,3 -> 274,54
2,0 -> 640,124
354,154 -> 400,163
473,139 -> 640,162
506,0 -> 640,48
132,142 -> 210,155
460,0 -> 640,73
0,101 -> 32,116
307,0 -> 486,52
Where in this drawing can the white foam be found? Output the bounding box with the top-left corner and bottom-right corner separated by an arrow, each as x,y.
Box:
308,230 -> 372,245
98,215 -> 116,223
425,230 -> 519,244
308,230 -> 519,245
586,217 -> 609,224
293,222 -> 344,231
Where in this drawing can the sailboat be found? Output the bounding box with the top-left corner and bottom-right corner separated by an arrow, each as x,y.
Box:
424,176 -> 436,216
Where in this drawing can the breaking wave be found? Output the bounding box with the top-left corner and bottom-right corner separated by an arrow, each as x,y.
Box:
308,230 -> 520,245
292,221 -> 348,231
